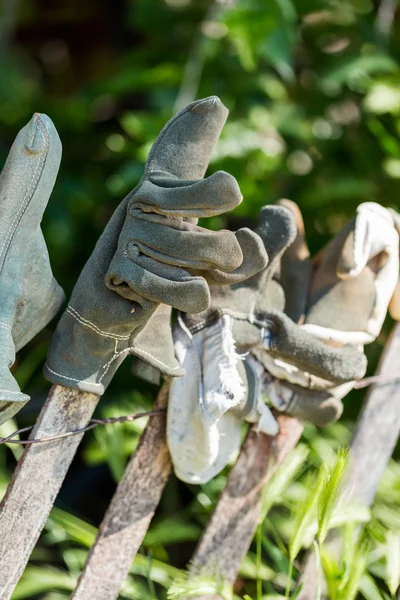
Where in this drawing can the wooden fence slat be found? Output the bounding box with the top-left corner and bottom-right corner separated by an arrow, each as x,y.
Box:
187,414 -> 303,599
297,322 -> 400,600
0,385 -> 99,599
71,383 -> 171,600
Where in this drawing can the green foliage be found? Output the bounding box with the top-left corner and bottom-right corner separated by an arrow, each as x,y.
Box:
2,0 -> 400,598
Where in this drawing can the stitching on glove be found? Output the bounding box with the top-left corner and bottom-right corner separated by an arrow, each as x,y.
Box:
99,346 -> 182,383
67,306 -> 131,340
0,117 -> 49,273
130,348 -> 182,372
44,364 -> 104,390
0,323 -> 12,332
46,344 -> 181,389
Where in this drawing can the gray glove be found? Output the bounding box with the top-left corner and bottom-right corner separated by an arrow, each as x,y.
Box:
181,205 -> 366,382
0,113 -> 65,425
44,97 -> 268,395
167,205 -> 367,483
258,201 -> 400,426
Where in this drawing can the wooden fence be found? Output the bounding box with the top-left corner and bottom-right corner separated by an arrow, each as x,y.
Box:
1,324 -> 400,599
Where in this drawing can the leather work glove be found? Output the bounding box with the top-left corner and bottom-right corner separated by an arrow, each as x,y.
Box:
0,113 -> 65,425
44,97 -> 268,395
167,204 -> 367,484
255,201 -> 400,427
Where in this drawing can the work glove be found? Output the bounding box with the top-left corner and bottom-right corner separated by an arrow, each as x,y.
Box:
0,113 -> 65,425
167,204 -> 367,484
44,97 -> 268,395
255,201 -> 400,426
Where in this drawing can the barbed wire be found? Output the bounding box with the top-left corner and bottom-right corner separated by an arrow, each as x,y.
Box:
0,409 -> 166,446
0,373 -> 398,447
353,374 -> 400,389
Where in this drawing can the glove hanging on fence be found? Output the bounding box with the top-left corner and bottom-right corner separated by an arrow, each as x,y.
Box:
256,201 -> 400,426
0,114 -> 65,425
167,204 -> 367,484
44,96 -> 268,395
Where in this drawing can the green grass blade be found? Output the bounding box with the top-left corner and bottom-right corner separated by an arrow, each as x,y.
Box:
386,530 -> 400,596
317,449 -> 349,545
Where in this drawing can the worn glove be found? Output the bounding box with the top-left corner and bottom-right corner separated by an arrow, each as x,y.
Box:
167,204 -> 367,483
0,113 -> 65,424
44,96 -> 268,395
256,201 -> 400,426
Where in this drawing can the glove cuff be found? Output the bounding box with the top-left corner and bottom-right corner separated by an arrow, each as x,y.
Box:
44,307 -> 131,395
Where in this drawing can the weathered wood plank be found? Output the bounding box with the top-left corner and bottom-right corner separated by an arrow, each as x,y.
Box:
188,414 -> 303,599
297,323 -> 400,599
0,385 -> 99,599
71,382 -> 171,600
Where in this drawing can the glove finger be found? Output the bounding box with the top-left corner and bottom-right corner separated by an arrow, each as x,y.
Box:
277,199 -> 312,324
145,96 -> 228,181
267,380 -> 343,427
135,171 -> 242,218
265,311 -> 367,384
252,348 -> 332,390
337,203 -> 398,279
248,204 -> 297,303
201,228 -> 268,284
0,113 -> 61,269
221,205 -> 297,308
256,204 -> 297,268
307,203 -> 399,344
106,251 -> 210,313
128,216 -> 244,272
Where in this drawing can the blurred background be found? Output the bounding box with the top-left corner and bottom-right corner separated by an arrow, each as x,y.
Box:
2,0 -> 400,598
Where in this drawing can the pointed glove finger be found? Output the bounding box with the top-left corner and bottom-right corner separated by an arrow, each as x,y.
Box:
106,251 -> 210,313
123,217 -> 244,272
236,205 -> 297,313
265,311 -> 367,384
267,379 -> 344,427
0,113 -> 61,271
277,199 -> 312,324
134,170 -> 242,218
255,204 -> 297,269
145,96 -> 228,181
205,228 -> 268,284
